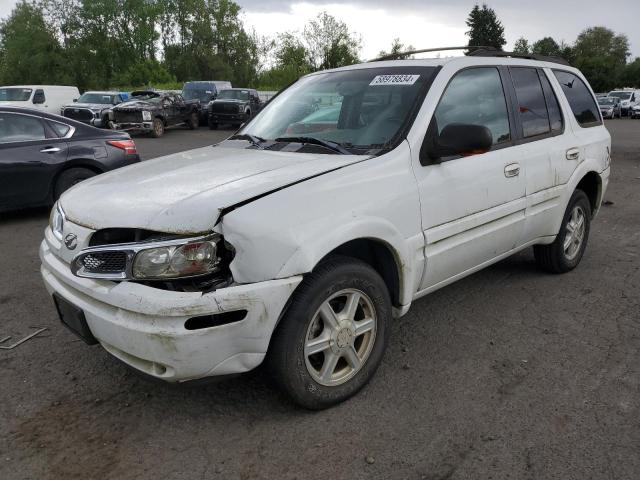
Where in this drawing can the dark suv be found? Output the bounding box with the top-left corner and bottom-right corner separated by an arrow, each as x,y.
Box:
208,88 -> 262,129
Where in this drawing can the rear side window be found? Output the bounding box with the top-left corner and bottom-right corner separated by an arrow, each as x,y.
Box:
539,71 -> 563,132
435,67 -> 511,146
510,67 -> 550,138
553,70 -> 601,127
0,113 -> 46,143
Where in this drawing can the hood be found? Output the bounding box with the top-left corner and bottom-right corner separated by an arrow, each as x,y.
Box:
60,143 -> 370,233
114,99 -> 156,110
213,98 -> 245,104
64,102 -> 110,110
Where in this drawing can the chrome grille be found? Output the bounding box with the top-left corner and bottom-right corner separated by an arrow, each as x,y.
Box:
80,251 -> 128,274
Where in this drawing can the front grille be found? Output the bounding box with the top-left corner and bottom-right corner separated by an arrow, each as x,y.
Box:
114,110 -> 142,123
63,108 -> 94,123
80,251 -> 128,274
211,103 -> 238,114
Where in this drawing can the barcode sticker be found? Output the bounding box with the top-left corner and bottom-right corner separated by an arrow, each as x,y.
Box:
369,74 -> 420,86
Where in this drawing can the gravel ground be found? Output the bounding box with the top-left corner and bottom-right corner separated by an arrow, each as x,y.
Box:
0,120 -> 638,480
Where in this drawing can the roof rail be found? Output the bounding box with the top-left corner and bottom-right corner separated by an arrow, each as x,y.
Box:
370,46 -> 494,62
467,48 -> 571,66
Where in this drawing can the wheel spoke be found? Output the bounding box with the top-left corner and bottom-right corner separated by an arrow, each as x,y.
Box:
354,317 -> 375,336
319,352 -> 340,382
343,346 -> 362,370
319,303 -> 340,331
305,333 -> 331,356
563,234 -> 573,252
343,292 -> 361,321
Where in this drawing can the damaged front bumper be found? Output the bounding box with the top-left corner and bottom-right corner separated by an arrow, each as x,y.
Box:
40,238 -> 301,382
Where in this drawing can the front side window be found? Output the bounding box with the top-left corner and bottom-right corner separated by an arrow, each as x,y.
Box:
510,67 -> 550,138
434,67 -> 511,146
33,89 -> 46,104
0,113 -> 46,143
238,67 -> 437,153
553,70 -> 601,126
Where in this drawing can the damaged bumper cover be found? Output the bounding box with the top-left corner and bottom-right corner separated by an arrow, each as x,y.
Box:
40,239 -> 301,382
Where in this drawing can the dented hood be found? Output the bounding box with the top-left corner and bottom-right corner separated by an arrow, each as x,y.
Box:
60,144 -> 369,233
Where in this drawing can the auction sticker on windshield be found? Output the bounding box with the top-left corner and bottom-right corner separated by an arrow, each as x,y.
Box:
369,74 -> 420,86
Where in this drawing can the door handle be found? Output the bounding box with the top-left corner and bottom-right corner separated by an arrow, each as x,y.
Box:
566,147 -> 580,160
40,147 -> 61,153
504,163 -> 520,178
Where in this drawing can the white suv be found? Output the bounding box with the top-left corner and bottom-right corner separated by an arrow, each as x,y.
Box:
41,55 -> 610,409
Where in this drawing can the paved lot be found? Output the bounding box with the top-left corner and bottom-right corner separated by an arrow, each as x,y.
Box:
1,121 -> 638,480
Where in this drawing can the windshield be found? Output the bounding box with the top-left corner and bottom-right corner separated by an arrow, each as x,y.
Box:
131,92 -> 160,102
239,67 -> 436,153
183,89 -> 214,102
77,93 -> 116,104
0,88 -> 32,101
218,90 -> 250,101
598,97 -> 615,106
608,91 -> 631,100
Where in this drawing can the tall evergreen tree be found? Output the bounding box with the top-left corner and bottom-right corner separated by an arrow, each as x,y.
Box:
465,3 -> 506,52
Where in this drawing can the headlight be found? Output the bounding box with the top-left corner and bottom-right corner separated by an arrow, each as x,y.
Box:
50,202 -> 64,240
133,240 -> 219,279
142,111 -> 152,121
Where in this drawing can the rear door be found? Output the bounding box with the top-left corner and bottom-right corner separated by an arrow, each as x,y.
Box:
0,112 -> 69,209
412,66 -> 527,291
505,67 -> 568,241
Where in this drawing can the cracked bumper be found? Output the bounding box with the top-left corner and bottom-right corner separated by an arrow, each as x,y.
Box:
40,239 -> 301,382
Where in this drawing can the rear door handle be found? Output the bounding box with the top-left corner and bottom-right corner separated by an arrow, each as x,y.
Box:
566,147 -> 580,160
504,163 -> 520,178
40,147 -> 61,153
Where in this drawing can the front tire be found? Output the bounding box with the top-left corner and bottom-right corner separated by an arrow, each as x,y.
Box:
268,256 -> 391,410
151,118 -> 164,138
54,167 -> 97,200
534,189 -> 591,273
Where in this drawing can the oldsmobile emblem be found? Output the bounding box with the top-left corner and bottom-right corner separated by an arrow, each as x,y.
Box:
64,233 -> 78,250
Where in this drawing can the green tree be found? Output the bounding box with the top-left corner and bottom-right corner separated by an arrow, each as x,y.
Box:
621,58 -> 640,87
377,38 -> 414,60
303,12 -> 361,70
512,37 -> 530,54
532,37 -> 561,56
465,3 -> 506,52
572,27 -> 630,92
0,1 -> 70,85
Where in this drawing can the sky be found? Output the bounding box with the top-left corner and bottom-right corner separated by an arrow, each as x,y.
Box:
0,0 -> 638,59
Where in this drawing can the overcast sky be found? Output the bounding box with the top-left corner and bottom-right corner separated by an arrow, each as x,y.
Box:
0,0 -> 638,59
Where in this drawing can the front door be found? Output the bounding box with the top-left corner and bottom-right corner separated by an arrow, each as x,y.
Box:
412,66 -> 527,291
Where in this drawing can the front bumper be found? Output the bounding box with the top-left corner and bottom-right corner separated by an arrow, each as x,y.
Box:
40,235 -> 302,382
209,112 -> 248,124
114,122 -> 153,132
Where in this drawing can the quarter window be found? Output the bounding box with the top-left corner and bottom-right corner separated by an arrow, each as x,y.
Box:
553,70 -> 601,127
49,121 -> 71,137
434,67 -> 511,146
510,67 -> 550,138
539,71 -> 563,132
0,113 -> 46,143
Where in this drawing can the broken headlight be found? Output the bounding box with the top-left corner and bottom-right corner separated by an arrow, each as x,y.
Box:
132,239 -> 219,280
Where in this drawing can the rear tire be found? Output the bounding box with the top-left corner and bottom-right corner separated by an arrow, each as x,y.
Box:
151,118 -> 164,138
268,255 -> 391,410
54,167 -> 97,200
534,189 -> 591,273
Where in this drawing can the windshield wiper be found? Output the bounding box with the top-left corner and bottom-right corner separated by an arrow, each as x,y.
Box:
229,133 -> 266,148
274,136 -> 351,155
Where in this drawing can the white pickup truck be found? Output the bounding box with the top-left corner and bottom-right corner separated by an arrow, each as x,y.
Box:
41,53 -> 610,409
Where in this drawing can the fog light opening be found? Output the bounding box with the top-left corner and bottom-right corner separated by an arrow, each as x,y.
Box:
184,310 -> 248,330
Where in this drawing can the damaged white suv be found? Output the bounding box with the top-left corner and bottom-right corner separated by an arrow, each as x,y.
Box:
41,53 -> 610,409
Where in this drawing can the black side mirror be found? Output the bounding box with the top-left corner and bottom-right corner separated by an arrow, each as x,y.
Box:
73,98 -> 77,102
422,122 -> 493,164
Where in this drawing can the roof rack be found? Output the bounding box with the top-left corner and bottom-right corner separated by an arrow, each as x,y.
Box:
468,48 -> 571,66
370,46 -> 571,66
371,46 -> 492,62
